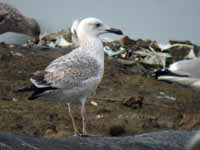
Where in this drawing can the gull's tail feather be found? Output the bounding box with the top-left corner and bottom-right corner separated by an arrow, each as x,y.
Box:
28,86 -> 57,100
155,69 -> 188,79
14,85 -> 38,100
14,85 -> 36,92
15,84 -> 57,100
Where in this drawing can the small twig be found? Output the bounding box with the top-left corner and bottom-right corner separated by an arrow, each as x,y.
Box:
90,97 -> 178,110
116,58 -> 136,65
90,97 -> 121,102
144,102 -> 178,110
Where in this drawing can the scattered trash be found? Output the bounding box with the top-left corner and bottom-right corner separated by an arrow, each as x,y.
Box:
104,46 -> 127,57
0,96 -> 18,102
96,114 -> 104,119
135,49 -> 171,69
55,36 -> 72,48
8,44 -> 16,48
156,92 -> 176,101
10,51 -> 24,57
90,101 -> 98,107
122,96 -> 144,109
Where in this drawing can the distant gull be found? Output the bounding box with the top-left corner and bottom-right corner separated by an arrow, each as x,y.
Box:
0,2 -> 40,42
70,19 -> 80,46
18,17 -> 123,136
71,19 -> 80,35
156,58 -> 200,89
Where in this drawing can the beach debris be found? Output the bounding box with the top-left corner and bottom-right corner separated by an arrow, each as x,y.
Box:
37,30 -> 74,48
158,41 -> 197,61
134,48 -> 171,69
122,96 -> 144,109
10,51 -> 23,57
90,101 -> 98,107
0,96 -> 18,102
156,92 -> 176,101
104,46 -> 127,57
55,36 -> 72,48
8,44 -> 16,48
96,114 -> 104,119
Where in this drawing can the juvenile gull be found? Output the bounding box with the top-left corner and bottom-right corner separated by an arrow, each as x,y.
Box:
19,17 -> 123,136
0,2 -> 40,42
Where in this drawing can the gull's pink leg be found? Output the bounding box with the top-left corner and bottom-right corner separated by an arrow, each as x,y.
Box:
81,102 -> 87,135
67,103 -> 80,136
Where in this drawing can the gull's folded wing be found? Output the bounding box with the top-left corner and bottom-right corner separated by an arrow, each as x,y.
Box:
29,55 -> 100,99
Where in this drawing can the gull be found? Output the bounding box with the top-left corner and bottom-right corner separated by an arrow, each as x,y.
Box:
70,18 -> 124,57
18,17 -> 123,136
0,2 -> 40,42
156,58 -> 200,89
71,19 -> 80,35
70,19 -> 80,46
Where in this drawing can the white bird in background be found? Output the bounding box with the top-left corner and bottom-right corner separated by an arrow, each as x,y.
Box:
156,58 -> 200,89
70,19 -> 80,46
18,17 -> 123,136
71,19 -> 80,34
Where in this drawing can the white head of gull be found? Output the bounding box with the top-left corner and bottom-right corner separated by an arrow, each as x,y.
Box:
18,17 -> 123,136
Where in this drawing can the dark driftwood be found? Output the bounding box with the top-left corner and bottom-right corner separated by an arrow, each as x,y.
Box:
0,130 -> 197,150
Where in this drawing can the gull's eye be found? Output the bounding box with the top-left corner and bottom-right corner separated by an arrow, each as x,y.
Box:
95,23 -> 101,28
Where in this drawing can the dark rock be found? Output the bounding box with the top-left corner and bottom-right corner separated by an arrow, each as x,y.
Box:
0,130 -> 197,150
109,124 -> 126,136
123,96 -> 144,109
143,116 -> 160,129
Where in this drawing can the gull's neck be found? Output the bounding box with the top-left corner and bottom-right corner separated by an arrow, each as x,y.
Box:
79,35 -> 104,62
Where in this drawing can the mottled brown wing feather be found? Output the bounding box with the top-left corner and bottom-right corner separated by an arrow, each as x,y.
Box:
44,56 -> 100,89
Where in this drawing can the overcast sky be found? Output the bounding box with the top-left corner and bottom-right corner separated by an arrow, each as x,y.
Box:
1,0 -> 200,44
